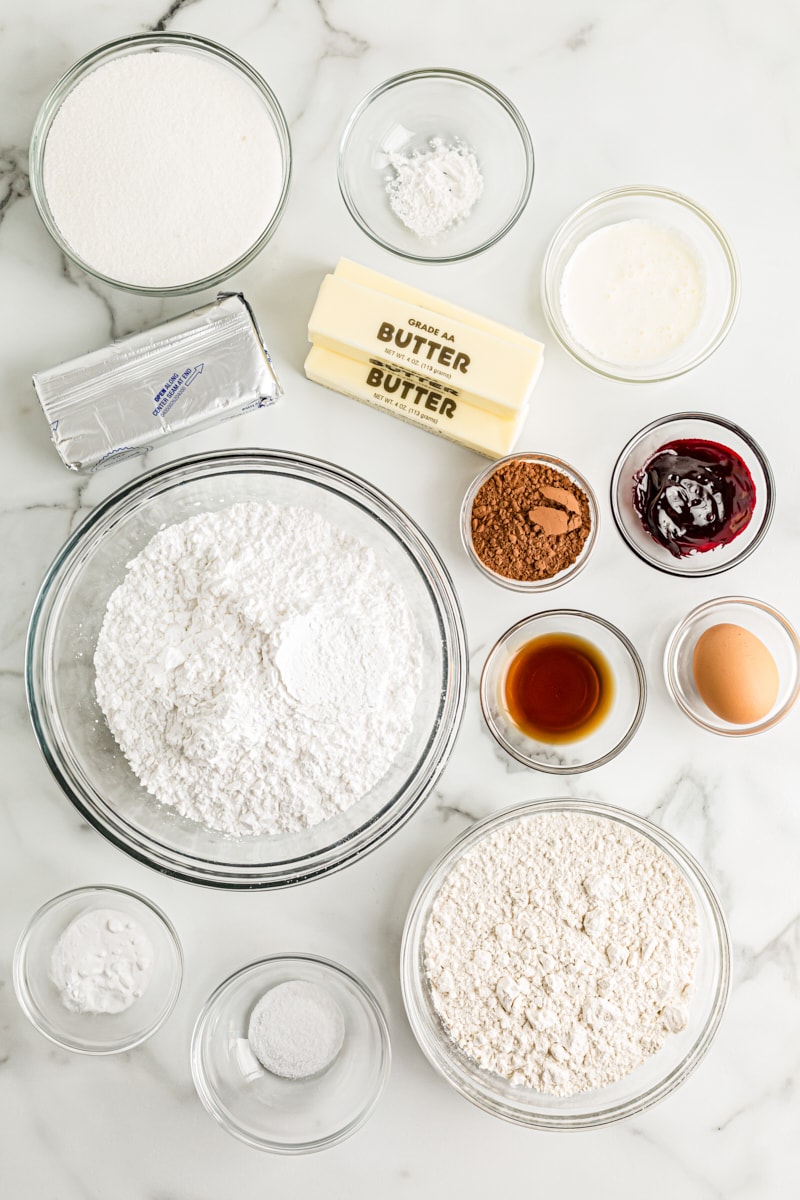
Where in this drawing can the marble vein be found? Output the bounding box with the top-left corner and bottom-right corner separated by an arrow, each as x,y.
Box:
0,146 -> 30,227
146,0 -> 201,34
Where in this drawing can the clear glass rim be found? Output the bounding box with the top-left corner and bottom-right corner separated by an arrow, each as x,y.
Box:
13,884 -> 184,1055
479,609 -> 647,773
190,953 -> 391,1153
540,184 -> 741,382
609,410 -> 776,577
25,449 -> 468,889
28,31 -> 293,296
459,451 -> 599,592
400,797 -> 732,1130
664,594 -> 800,735
337,66 -> 534,264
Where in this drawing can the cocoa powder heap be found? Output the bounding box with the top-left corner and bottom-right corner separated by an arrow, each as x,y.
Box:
470,458 -> 592,582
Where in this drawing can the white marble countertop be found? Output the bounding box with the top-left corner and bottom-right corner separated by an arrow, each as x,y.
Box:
2,1 -> 799,1195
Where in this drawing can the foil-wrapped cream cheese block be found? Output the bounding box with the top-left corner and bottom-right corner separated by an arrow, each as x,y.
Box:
32,293 -> 282,471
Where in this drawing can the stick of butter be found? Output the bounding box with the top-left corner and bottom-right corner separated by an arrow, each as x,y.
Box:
334,258 -> 537,349
304,345 -> 529,458
307,274 -> 543,419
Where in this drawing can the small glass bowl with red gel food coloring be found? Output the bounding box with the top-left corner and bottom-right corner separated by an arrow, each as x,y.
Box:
480,610 -> 646,774
611,413 -> 774,577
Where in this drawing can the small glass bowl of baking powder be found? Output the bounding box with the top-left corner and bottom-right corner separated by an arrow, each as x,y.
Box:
540,186 -> 740,382
481,610 -> 647,772
29,32 -> 292,295
338,68 -> 534,263
191,954 -> 391,1153
460,452 -> 599,591
13,885 -> 183,1054
401,798 -> 731,1130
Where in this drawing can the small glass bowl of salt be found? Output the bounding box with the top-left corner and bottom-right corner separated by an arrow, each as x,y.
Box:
13,885 -> 183,1054
191,954 -> 391,1153
338,68 -> 534,263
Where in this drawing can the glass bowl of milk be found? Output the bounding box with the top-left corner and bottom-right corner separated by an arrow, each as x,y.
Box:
540,186 -> 740,383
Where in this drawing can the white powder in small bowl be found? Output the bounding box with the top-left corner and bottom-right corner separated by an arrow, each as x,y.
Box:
386,137 -> 483,238
42,49 -> 285,288
50,908 -> 155,1015
248,980 -> 345,1079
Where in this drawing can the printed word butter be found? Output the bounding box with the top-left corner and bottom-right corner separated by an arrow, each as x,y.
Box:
307,270 -> 544,419
304,346 -> 529,459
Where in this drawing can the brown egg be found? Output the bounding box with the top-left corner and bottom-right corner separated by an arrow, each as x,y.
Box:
692,622 -> 779,724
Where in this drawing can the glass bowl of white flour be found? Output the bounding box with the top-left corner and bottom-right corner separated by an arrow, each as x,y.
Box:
26,449 -> 467,888
13,885 -> 182,1053
29,33 -> 291,294
338,68 -> 534,263
540,186 -> 740,383
401,798 -> 730,1129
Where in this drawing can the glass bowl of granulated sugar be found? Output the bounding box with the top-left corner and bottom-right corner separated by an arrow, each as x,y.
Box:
29,33 -> 291,295
26,449 -> 467,889
338,68 -> 534,263
401,798 -> 731,1130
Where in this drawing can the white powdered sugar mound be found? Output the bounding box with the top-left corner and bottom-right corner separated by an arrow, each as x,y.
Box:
386,137 -> 484,238
94,501 -> 423,836
424,811 -> 699,1096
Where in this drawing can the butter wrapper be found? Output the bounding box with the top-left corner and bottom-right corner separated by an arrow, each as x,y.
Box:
33,293 -> 282,472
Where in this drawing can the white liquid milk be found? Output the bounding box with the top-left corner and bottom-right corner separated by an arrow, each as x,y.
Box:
559,219 -> 704,366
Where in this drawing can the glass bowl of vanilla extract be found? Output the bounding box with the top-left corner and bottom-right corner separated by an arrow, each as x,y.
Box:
480,610 -> 647,773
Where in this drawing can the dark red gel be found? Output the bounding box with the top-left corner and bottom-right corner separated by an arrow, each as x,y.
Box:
633,438 -> 756,558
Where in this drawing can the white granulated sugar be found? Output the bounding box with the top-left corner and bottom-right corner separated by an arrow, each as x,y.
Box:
50,908 -> 154,1015
43,51 -> 283,287
424,812 -> 699,1096
94,501 -> 423,836
248,980 -> 345,1079
386,137 -> 484,238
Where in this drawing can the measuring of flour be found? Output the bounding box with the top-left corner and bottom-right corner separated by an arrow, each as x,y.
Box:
424,810 -> 699,1096
94,502 -> 422,837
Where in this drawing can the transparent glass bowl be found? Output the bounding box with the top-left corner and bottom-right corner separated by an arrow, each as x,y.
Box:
541,186 -> 740,382
25,449 -> 467,888
480,610 -> 646,772
191,954 -> 390,1153
401,798 -> 731,1130
460,452 -> 599,591
29,32 -> 292,295
338,68 -> 534,263
13,885 -> 182,1054
610,412 -> 775,577
665,596 -> 800,735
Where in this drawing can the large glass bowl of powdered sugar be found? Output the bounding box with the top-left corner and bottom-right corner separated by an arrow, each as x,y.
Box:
401,798 -> 731,1129
26,449 -> 467,888
29,33 -> 291,295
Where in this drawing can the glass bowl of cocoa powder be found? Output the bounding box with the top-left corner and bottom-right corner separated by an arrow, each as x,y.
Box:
460,452 -> 599,590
